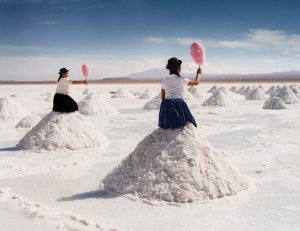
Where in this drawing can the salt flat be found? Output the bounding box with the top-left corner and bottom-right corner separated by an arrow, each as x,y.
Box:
0,83 -> 300,231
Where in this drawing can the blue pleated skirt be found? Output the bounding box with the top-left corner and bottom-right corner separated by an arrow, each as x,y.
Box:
159,98 -> 197,129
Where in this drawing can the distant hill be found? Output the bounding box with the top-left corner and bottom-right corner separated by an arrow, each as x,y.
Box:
126,69 -> 300,81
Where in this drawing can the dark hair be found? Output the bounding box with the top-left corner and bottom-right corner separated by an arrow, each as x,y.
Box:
166,57 -> 182,77
57,68 -> 69,82
57,74 -> 63,82
169,68 -> 181,77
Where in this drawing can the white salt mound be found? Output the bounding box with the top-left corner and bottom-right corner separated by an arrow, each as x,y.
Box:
139,88 -> 156,99
0,96 -> 30,120
273,86 -> 299,104
16,114 -> 41,128
236,86 -> 245,95
143,93 -> 161,110
188,86 -> 203,98
82,88 -> 94,95
229,86 -> 237,92
44,93 -> 54,102
111,88 -> 134,98
266,86 -> 276,95
17,111 -> 108,151
78,93 -> 118,116
207,85 -> 217,93
202,90 -> 235,107
263,97 -> 287,110
245,87 -> 268,100
101,124 -> 248,203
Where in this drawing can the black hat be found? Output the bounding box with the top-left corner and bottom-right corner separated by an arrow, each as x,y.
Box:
166,57 -> 182,70
58,68 -> 69,75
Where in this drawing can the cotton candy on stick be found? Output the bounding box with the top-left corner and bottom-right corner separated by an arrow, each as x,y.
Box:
190,42 -> 206,67
81,64 -> 90,85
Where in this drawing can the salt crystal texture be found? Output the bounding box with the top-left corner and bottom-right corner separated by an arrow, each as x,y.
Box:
207,85 -> 217,93
16,114 -> 41,128
102,124 -> 248,203
263,97 -> 286,110
0,96 -> 30,120
78,93 -> 118,116
17,111 -> 108,151
202,90 -> 235,107
273,86 -> 299,104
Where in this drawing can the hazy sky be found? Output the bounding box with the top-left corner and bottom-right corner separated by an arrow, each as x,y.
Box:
1,0 -> 300,80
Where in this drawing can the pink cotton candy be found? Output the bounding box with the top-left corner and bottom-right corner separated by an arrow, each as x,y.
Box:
190,42 -> 205,67
81,64 -> 90,78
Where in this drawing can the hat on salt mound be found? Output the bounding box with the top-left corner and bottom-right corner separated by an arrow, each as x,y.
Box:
17,111 -> 108,151
101,124 -> 248,203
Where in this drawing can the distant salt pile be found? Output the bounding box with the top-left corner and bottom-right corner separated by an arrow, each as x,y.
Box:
207,85 -> 217,93
133,89 -> 143,97
202,90 -> 235,106
82,88 -> 95,95
229,86 -> 237,92
263,97 -> 287,110
44,93 -> 54,102
258,85 -> 265,91
266,86 -> 276,95
111,88 -> 134,98
236,86 -> 245,95
0,96 -> 30,121
139,88 -> 156,99
188,86 -> 203,98
17,112 -> 108,151
42,91 -> 52,97
243,86 -> 253,96
182,88 -> 196,101
101,124 -> 248,203
143,93 -> 161,110
78,93 -> 118,116
289,84 -> 300,95
245,87 -> 267,100
273,86 -> 299,104
16,114 -> 40,129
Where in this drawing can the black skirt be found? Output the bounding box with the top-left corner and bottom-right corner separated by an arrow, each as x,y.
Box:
53,93 -> 78,113
159,98 -> 197,129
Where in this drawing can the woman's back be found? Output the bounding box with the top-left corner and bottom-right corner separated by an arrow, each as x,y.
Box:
162,74 -> 189,99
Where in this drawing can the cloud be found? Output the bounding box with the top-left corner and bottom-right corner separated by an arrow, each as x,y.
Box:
39,20 -> 60,25
145,37 -> 165,44
263,59 -> 276,63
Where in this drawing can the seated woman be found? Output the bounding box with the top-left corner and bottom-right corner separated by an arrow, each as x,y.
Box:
159,57 -> 201,129
53,68 -> 87,113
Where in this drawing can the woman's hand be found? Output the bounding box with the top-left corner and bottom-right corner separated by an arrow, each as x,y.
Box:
197,67 -> 202,75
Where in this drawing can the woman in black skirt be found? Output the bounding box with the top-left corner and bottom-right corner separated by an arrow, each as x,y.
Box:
53,68 -> 87,113
159,57 -> 201,129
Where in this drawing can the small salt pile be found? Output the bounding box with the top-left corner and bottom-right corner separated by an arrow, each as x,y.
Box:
44,93 -> 54,102
207,85 -> 217,93
273,86 -> 299,104
202,90 -> 235,107
263,97 -> 286,110
143,93 -> 161,110
289,84 -> 300,96
82,88 -> 95,95
229,86 -> 237,92
111,88 -> 134,98
236,86 -> 245,95
17,112 -> 108,151
78,93 -> 118,116
0,96 -> 30,121
139,88 -> 156,99
266,86 -> 276,95
101,124 -> 248,203
245,87 -> 267,100
188,86 -> 203,99
16,114 -> 40,129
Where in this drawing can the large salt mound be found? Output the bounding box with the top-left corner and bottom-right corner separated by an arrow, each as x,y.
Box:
188,86 -> 203,98
273,86 -> 299,104
202,90 -> 235,107
0,96 -> 30,120
263,97 -> 287,110
17,112 -> 108,151
101,124 -> 248,203
78,93 -> 118,116
245,87 -> 267,100
139,88 -> 156,99
266,86 -> 276,95
207,85 -> 217,93
111,88 -> 134,98
16,114 -> 41,128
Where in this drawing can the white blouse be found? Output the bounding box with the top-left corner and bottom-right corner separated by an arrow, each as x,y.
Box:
161,74 -> 189,99
56,77 -> 71,95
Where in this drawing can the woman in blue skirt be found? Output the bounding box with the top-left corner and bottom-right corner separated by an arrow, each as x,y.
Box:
53,68 -> 87,113
159,57 -> 201,129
